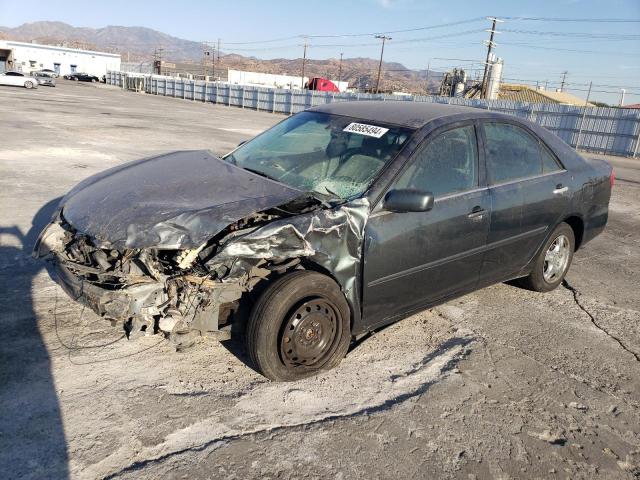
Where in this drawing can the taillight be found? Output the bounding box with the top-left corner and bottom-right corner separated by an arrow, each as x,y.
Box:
610,168 -> 615,188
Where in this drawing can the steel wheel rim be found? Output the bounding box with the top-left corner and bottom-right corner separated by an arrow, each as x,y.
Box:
280,298 -> 340,368
543,234 -> 570,282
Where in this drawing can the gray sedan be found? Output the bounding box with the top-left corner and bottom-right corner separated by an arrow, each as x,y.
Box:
34,74 -> 56,87
34,102 -> 613,381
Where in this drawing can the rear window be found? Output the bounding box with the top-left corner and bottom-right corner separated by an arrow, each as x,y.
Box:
483,123 -> 551,184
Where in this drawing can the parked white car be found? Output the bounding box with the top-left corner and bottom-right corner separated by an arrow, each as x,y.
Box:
0,72 -> 38,89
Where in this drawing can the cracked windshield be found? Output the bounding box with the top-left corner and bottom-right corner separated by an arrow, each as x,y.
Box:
225,111 -> 414,199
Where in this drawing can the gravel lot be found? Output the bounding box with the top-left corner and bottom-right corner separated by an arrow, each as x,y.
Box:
1,81 -> 639,480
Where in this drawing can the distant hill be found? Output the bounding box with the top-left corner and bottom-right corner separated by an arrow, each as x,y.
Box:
0,21 -> 443,93
0,21 -> 203,58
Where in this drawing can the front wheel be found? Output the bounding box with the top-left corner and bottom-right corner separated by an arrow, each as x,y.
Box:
518,222 -> 575,292
246,270 -> 351,381
24,81 -> 34,89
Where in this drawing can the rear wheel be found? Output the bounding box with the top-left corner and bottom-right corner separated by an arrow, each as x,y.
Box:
24,81 -> 34,89
246,270 -> 351,381
518,222 -> 575,292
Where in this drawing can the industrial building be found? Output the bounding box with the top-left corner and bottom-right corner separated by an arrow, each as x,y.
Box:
0,40 -> 121,76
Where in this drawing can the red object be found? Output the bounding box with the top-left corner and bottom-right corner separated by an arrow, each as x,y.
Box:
307,77 -> 340,92
610,168 -> 615,188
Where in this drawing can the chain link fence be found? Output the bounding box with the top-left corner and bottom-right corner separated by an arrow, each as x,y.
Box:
108,71 -> 640,158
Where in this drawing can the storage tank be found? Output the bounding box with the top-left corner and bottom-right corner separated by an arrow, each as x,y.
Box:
486,58 -> 503,100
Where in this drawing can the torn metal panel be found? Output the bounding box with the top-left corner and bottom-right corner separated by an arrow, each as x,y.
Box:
59,150 -> 303,249
214,198 -> 370,325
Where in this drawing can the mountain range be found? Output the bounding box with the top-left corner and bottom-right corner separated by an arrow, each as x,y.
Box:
0,21 -> 442,93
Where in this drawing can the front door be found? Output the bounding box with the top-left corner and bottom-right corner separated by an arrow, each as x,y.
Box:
479,121 -> 570,283
362,124 -> 490,328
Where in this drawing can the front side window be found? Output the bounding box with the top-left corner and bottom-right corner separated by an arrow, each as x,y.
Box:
393,125 -> 478,197
483,123 -> 546,184
225,111 -> 414,199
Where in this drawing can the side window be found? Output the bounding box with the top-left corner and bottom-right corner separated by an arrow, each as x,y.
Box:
541,144 -> 562,173
394,125 -> 478,197
483,123 -> 542,184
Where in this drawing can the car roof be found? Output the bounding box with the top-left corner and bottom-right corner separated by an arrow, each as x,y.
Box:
309,100 -> 485,128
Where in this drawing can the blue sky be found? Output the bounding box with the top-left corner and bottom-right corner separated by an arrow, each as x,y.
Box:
1,0 -> 639,103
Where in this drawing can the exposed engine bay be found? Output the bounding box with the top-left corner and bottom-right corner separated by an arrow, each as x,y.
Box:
35,195 -> 369,347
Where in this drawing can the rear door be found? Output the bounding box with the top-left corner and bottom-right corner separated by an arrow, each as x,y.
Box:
479,121 -> 570,283
362,123 -> 490,327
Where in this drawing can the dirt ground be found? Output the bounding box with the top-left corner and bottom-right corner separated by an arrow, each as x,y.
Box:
1,82 -> 638,480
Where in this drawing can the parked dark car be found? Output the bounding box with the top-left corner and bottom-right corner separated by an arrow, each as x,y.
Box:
64,72 -> 100,82
34,102 -> 613,381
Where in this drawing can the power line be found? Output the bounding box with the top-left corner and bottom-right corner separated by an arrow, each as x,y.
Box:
501,29 -> 640,40
499,42 -> 640,57
306,17 -> 485,38
501,16 -> 640,23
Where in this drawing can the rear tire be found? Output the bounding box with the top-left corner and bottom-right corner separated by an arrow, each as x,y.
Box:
24,81 -> 34,89
518,222 -> 575,292
246,270 -> 351,381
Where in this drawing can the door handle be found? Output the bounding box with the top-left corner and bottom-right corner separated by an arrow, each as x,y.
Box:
468,206 -> 486,219
553,184 -> 569,195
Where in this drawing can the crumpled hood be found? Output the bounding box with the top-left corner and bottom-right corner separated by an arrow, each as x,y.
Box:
60,150 -> 303,249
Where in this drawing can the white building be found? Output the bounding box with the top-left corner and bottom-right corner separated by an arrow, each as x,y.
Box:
0,40 -> 121,76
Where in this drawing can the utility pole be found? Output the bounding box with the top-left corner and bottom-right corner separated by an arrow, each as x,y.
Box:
425,59 -> 431,94
374,34 -> 391,94
576,81 -> 593,150
338,52 -> 343,83
217,38 -> 221,80
480,17 -> 503,99
560,71 -> 568,92
619,88 -> 626,107
158,47 -> 164,76
202,43 -> 207,77
300,38 -> 308,90
211,43 -> 216,80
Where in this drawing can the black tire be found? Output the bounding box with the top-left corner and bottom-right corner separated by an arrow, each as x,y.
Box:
246,270 -> 351,381
24,81 -> 34,89
518,222 -> 575,292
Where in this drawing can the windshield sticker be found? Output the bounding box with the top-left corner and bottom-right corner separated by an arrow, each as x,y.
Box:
343,123 -> 389,138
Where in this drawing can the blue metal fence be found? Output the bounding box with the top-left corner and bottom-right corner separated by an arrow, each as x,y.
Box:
108,71 -> 640,158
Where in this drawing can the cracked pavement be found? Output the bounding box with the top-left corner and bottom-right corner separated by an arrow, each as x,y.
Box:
1,82 -> 639,479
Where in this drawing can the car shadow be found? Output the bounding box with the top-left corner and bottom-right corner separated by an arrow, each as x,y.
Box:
0,197 -> 69,479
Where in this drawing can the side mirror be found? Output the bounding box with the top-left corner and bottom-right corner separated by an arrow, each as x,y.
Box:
384,189 -> 434,213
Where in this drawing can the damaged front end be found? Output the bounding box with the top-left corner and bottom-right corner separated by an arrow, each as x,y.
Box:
34,196 -> 369,346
